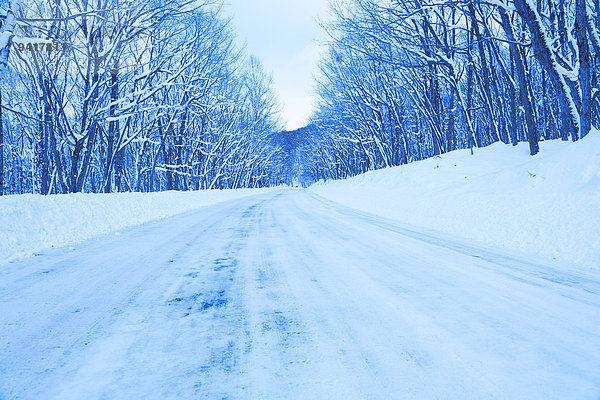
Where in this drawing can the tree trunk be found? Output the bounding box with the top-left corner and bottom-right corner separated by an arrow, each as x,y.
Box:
576,0 -> 592,136
39,79 -> 51,194
76,64 -> 100,192
468,3 -> 500,144
0,89 -> 4,196
70,139 -> 83,193
499,9 -> 539,155
466,24 -> 477,150
105,59 -> 120,193
509,49 -> 519,145
512,0 -> 581,141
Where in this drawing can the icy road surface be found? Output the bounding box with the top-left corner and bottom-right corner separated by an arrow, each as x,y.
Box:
1,190 -> 599,399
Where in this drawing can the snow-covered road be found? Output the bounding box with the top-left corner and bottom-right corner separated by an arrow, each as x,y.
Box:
1,189 -> 599,399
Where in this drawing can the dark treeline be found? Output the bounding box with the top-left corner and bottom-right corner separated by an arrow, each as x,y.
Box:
307,0 -> 599,181
0,0 -> 285,195
268,126 -> 318,187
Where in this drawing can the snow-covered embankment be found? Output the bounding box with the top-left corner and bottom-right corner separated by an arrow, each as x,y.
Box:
0,188 -> 273,263
311,131 -> 600,268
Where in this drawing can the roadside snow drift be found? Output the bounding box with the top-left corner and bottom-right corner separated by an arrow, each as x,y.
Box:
0,188 -> 273,263
312,131 -> 600,268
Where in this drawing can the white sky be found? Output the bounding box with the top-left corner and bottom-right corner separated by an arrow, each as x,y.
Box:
224,0 -> 330,131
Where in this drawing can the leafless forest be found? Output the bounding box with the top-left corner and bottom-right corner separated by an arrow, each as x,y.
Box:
0,0 -> 598,193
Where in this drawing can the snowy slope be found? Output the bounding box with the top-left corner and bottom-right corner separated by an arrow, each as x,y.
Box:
0,188 -> 276,263
311,131 -> 600,268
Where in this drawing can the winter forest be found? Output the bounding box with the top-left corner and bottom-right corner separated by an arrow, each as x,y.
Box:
0,0 -> 598,193
2,0 -> 600,397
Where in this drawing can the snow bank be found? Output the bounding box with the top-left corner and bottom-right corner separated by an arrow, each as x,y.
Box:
0,188 -> 273,263
312,131 -> 600,268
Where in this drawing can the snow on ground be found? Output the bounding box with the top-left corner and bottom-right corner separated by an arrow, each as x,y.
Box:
311,130 -> 600,268
1,190 -> 599,399
1,134 -> 599,399
0,188 -> 275,263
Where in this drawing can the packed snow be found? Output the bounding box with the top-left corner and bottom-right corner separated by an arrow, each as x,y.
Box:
1,190 -> 599,399
312,130 -> 600,268
0,188 -> 274,263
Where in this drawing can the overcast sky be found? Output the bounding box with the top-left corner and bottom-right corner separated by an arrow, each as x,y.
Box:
224,0 -> 330,131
